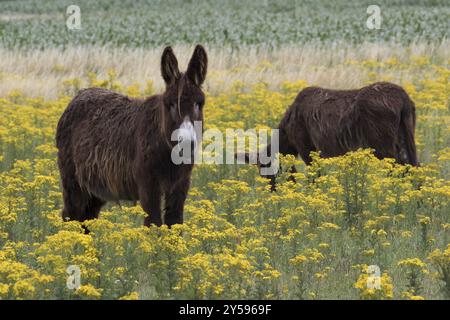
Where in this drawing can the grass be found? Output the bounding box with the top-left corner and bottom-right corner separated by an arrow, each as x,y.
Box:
0,41 -> 448,98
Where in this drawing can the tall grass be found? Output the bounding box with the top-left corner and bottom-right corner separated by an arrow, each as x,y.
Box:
0,41 -> 448,98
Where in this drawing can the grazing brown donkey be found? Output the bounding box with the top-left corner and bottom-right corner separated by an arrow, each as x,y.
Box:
56,45 -> 208,227
247,82 -> 419,189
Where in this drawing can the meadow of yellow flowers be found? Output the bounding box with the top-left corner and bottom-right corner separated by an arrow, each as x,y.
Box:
0,54 -> 449,300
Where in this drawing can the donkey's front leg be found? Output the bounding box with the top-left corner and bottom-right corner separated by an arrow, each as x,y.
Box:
138,180 -> 162,227
164,177 -> 190,227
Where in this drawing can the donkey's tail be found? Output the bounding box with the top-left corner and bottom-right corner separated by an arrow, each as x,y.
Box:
399,95 -> 419,166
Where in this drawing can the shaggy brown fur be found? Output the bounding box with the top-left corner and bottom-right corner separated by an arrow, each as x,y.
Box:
56,45 -> 208,228
249,82 -> 419,189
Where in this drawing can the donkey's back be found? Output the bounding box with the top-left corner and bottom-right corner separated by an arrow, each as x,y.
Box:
56,88 -> 154,202
280,82 -> 418,165
56,87 -> 144,144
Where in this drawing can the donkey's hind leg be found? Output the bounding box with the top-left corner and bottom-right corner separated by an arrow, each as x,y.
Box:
59,155 -> 104,223
60,178 -> 104,233
61,183 -> 104,222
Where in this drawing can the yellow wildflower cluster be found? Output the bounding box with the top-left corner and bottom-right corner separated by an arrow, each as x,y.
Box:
0,56 -> 448,299
354,267 -> 394,300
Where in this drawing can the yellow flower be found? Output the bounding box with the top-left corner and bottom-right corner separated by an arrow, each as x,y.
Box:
376,229 -> 388,237
319,222 -> 340,230
398,258 -> 427,269
319,243 -> 330,249
75,284 -> 102,299
403,291 -> 425,300
290,255 -> 308,265
119,292 -> 139,300
419,217 -> 431,225
362,249 -> 375,256
354,272 -> 394,300
401,231 -> 412,238
314,272 -> 327,280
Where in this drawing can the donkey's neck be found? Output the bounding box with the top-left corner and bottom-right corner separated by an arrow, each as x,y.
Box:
140,94 -> 170,142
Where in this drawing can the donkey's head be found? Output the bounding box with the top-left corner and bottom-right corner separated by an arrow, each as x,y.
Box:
160,45 -> 208,152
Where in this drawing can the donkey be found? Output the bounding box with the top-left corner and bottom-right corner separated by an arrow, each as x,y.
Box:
241,82 -> 419,189
56,45 -> 208,228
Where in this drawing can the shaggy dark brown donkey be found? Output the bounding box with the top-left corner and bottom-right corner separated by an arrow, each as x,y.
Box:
244,82 -> 419,189
56,45 -> 207,228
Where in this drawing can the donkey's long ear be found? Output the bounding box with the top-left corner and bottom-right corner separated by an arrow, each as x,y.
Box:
186,45 -> 208,87
161,46 -> 180,86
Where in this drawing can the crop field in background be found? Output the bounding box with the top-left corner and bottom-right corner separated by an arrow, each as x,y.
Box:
0,0 -> 449,49
0,0 -> 449,300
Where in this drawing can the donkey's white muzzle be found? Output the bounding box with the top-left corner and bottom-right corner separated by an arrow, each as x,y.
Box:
177,117 -> 197,150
